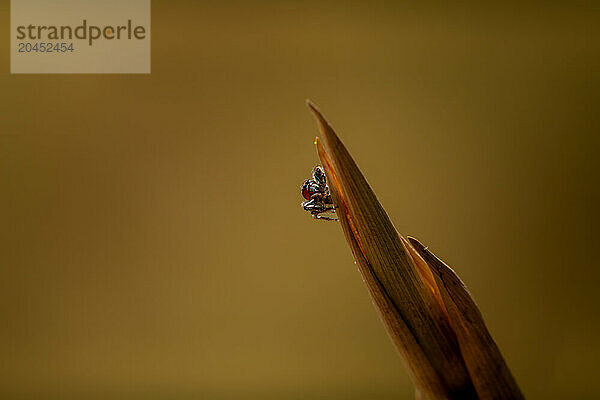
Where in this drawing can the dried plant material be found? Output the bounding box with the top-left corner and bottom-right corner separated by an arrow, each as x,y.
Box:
306,101 -> 523,399
308,102 -> 476,399
407,237 -> 525,400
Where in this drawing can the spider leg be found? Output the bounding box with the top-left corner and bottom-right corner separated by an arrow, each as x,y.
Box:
301,198 -> 317,211
310,192 -> 326,202
303,198 -> 338,221
313,214 -> 338,221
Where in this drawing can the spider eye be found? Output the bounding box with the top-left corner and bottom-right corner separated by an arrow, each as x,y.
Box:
313,166 -> 326,185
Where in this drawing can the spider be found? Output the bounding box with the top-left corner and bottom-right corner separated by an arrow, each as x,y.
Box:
301,165 -> 337,221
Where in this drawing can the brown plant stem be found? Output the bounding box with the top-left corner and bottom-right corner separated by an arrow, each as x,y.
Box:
307,100 -> 523,400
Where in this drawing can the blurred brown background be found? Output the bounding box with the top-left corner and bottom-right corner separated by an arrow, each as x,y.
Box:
1,1 -> 599,399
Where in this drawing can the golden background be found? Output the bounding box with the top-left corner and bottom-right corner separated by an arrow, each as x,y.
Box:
1,2 -> 599,399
